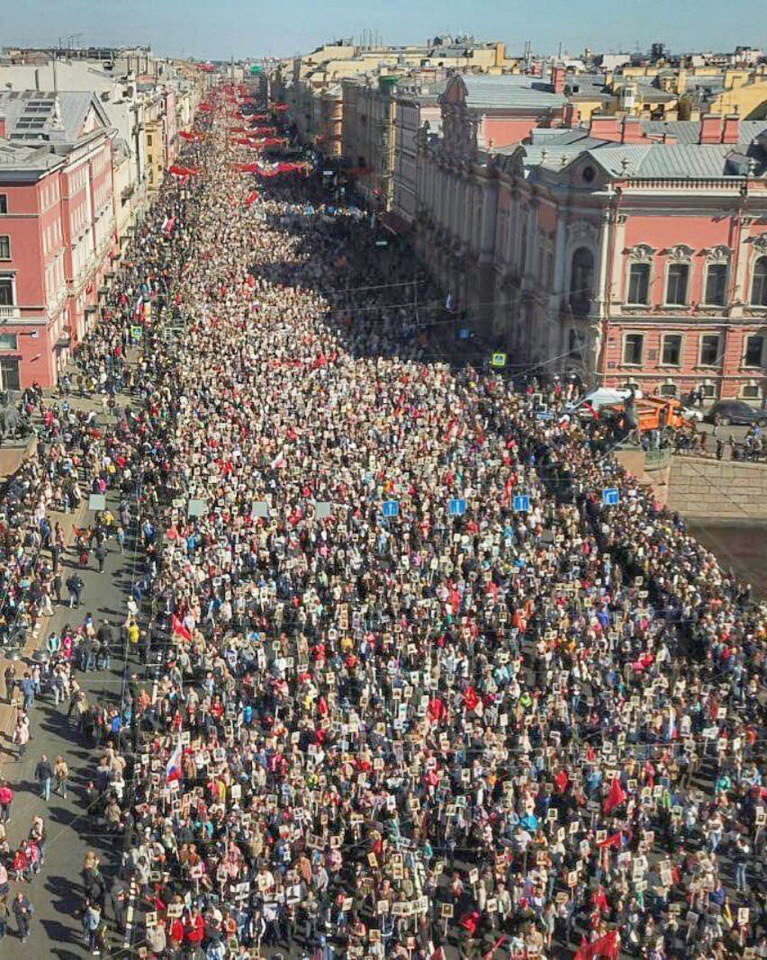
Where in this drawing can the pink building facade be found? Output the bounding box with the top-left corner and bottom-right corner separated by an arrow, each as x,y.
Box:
0,91 -> 116,389
416,107 -> 767,403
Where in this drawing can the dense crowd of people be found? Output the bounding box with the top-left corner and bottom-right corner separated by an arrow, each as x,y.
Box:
2,82 -> 767,960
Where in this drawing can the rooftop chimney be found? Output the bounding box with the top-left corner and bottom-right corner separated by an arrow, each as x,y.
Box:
721,113 -> 740,144
621,115 -> 644,143
563,101 -> 579,127
34,68 -> 40,92
589,113 -> 621,142
699,113 -> 722,144
0,117 -> 6,139
551,65 -> 566,95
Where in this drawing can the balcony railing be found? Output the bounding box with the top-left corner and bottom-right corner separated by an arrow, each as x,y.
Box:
0,305 -> 19,320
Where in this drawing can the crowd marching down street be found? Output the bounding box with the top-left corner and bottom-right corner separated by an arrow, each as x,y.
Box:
4,80 -> 767,960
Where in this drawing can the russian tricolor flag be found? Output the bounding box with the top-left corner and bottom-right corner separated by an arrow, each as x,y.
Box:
166,738 -> 183,783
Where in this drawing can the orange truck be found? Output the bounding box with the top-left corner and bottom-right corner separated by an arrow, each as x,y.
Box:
634,396 -> 698,432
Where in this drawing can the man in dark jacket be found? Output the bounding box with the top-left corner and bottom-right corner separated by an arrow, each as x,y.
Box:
34,754 -> 53,801
12,892 -> 33,942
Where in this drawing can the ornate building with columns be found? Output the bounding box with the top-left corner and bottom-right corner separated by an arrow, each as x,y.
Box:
416,102 -> 767,402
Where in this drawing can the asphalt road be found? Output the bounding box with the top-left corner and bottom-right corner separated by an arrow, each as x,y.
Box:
0,405 -> 143,959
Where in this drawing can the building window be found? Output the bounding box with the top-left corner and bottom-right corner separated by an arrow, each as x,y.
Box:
704,263 -> 728,306
568,328 -> 588,360
666,263 -> 690,305
0,195 -> 7,214
744,334 -> 765,368
742,383 -> 762,400
0,333 -> 18,350
752,257 -> 767,307
659,382 -> 677,397
627,262 -> 650,305
699,334 -> 721,366
0,237 -> 9,261
570,247 -> 594,315
0,357 -> 20,391
623,333 -> 644,366
0,277 -> 13,306
661,334 -> 682,366
699,381 -> 717,400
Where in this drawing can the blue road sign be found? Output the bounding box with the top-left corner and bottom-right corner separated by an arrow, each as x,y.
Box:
536,410 -> 554,421
383,500 -> 400,518
513,494 -> 531,513
602,487 -> 620,506
449,498 -> 467,516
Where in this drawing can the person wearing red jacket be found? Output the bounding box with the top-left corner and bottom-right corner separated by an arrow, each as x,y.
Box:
184,906 -> 205,943
169,916 -> 184,948
0,781 -> 13,823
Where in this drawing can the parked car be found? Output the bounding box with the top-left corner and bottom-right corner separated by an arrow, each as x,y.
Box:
705,399 -> 767,427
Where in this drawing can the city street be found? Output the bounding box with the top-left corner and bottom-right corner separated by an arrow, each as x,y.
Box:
0,397 -> 142,958
1,46 -> 767,960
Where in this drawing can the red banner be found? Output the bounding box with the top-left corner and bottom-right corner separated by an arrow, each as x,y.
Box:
169,164 -> 200,177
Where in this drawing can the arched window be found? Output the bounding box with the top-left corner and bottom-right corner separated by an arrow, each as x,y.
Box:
570,247 -> 594,315
752,256 -> 767,307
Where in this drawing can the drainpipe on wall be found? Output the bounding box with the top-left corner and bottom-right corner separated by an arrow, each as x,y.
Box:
595,185 -> 623,384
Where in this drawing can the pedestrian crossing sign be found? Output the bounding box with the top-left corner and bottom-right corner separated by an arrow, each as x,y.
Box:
491,353 -> 507,368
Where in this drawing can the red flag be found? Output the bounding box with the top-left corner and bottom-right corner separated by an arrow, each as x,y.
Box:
171,615 -> 192,642
597,831 -> 623,849
168,164 -> 199,177
464,687 -> 480,711
428,697 -> 446,723
603,777 -> 627,814
574,930 -> 620,960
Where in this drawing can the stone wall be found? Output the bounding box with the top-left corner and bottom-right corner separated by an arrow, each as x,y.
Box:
667,456 -> 767,520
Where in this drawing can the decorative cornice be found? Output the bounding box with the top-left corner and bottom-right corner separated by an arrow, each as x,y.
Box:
666,243 -> 695,262
626,243 -> 656,263
704,244 -> 732,263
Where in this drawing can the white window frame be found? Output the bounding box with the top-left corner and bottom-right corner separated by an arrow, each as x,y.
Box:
743,333 -> 766,369
698,333 -> 722,368
625,244 -> 655,305
664,245 -> 694,307
751,247 -> 767,308
660,333 -> 683,367
741,381 -> 762,400
622,331 -> 645,367
702,248 -> 730,307
0,273 -> 16,307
